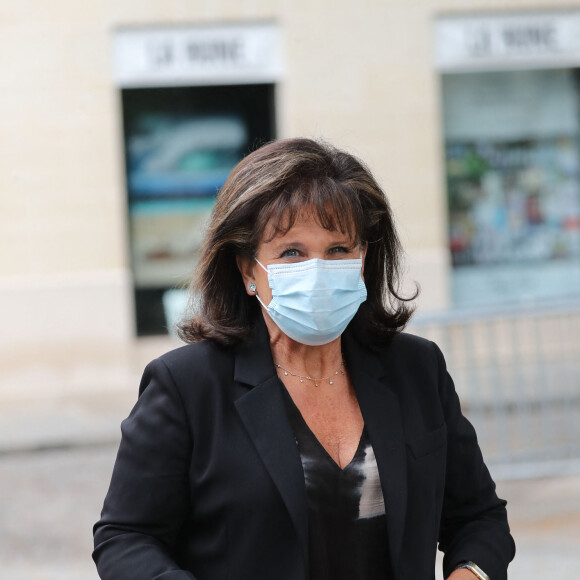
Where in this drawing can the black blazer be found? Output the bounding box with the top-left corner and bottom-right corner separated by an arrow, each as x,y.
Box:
93,321 -> 515,580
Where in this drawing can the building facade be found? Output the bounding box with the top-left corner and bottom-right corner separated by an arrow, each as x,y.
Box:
2,0 -> 580,398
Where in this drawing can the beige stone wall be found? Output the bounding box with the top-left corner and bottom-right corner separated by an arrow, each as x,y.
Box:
2,0 -> 578,396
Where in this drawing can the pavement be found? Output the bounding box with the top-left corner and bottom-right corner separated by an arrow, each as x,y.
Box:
0,390 -> 579,579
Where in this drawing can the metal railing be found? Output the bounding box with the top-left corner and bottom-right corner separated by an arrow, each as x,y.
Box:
409,298 -> 580,479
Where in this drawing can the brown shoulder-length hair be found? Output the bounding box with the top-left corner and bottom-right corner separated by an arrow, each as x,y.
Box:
178,138 -> 417,346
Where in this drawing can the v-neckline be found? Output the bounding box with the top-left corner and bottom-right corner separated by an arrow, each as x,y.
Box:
280,382 -> 366,472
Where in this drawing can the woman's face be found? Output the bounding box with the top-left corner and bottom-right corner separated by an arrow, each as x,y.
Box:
237,210 -> 366,307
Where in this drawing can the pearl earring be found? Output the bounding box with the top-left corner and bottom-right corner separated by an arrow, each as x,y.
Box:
249,283 -> 256,292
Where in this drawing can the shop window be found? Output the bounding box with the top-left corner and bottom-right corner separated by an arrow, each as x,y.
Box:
122,84 -> 275,334
442,69 -> 580,307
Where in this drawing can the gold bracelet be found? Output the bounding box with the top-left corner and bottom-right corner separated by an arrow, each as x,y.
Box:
456,561 -> 490,580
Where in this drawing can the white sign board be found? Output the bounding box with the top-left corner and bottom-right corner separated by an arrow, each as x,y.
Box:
113,22 -> 282,87
435,11 -> 580,72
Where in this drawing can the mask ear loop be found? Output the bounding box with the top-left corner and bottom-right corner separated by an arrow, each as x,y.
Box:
253,258 -> 269,309
255,258 -> 268,272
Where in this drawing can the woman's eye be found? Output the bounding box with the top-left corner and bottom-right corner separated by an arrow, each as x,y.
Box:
280,248 -> 300,258
329,246 -> 349,254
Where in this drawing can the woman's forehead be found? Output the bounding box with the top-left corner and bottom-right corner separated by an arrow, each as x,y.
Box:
261,209 -> 358,244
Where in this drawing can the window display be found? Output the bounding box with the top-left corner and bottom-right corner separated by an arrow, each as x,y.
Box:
442,69 -> 580,306
122,84 -> 275,334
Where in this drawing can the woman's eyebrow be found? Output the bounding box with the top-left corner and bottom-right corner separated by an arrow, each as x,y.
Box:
271,240 -> 308,251
328,238 -> 358,248
270,238 -> 355,251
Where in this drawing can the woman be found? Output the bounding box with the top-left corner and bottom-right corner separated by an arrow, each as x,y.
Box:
93,138 -> 515,580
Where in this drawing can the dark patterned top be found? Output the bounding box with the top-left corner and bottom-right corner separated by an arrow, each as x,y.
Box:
282,387 -> 391,580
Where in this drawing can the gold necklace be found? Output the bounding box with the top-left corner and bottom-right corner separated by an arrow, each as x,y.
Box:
274,361 -> 345,387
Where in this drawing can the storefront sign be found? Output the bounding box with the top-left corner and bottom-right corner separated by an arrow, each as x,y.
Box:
113,22 -> 282,87
435,11 -> 580,71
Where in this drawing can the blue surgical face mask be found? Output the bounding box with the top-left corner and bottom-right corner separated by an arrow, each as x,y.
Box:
254,255 -> 367,346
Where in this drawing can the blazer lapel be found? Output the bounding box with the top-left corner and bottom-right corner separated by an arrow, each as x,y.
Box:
343,331 -> 408,577
233,321 -> 309,575
232,321 -> 408,577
